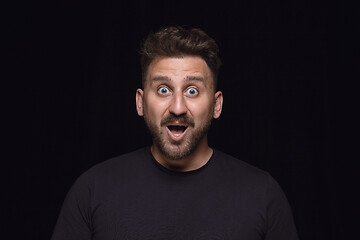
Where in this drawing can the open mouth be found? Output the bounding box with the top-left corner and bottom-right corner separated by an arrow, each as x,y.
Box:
166,124 -> 189,141
167,125 -> 188,136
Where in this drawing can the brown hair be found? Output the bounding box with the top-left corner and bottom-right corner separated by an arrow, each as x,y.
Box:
140,26 -> 221,89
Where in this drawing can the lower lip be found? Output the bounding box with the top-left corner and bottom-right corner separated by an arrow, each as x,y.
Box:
166,127 -> 189,142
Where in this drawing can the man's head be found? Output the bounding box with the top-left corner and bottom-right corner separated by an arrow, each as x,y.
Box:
140,26 -> 221,91
136,26 -> 223,164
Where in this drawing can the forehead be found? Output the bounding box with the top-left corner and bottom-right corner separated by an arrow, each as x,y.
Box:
145,56 -> 213,87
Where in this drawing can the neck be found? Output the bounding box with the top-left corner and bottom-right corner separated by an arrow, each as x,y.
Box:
151,137 -> 213,172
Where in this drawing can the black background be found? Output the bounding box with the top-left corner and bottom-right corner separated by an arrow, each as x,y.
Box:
4,0 -> 354,239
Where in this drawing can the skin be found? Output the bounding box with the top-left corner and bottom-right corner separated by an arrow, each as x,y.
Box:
136,56 -> 223,172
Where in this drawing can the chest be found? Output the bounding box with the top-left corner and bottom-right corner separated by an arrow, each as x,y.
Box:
90,177 -> 267,240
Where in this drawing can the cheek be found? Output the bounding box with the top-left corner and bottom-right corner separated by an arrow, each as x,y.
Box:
187,98 -> 213,119
144,99 -> 169,121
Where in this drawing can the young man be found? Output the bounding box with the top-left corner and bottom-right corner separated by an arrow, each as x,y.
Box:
51,26 -> 299,239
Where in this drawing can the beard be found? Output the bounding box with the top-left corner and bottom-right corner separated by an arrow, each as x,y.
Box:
143,109 -> 213,160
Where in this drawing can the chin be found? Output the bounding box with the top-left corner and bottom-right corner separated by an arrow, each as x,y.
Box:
158,141 -> 194,161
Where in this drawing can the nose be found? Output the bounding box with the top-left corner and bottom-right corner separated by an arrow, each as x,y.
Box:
169,91 -> 187,116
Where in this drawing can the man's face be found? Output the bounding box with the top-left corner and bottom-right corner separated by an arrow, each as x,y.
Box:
136,56 -> 223,160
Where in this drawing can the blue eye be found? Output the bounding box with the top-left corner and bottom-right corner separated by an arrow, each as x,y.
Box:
186,87 -> 198,95
158,87 -> 170,95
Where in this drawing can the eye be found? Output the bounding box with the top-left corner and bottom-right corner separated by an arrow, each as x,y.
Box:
185,87 -> 198,96
158,86 -> 170,95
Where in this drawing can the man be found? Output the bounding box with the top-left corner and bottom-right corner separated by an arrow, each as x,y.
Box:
51,26 -> 299,239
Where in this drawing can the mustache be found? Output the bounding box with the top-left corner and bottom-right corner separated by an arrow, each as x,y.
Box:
160,115 -> 195,127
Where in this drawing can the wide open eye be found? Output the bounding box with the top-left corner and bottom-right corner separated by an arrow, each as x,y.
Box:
185,87 -> 198,96
158,86 -> 170,95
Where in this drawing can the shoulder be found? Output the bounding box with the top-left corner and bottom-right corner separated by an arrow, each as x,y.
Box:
211,149 -> 284,194
212,149 -> 290,208
91,147 -> 149,172
212,149 -> 270,180
74,147 -> 151,186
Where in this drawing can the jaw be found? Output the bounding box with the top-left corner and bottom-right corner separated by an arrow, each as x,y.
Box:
159,125 -> 209,159
146,111 -> 213,164
151,133 -> 211,172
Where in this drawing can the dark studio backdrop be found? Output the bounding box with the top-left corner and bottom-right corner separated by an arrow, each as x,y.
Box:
5,0 -> 348,239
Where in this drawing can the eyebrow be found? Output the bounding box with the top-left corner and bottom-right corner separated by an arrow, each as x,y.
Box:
150,75 -> 205,83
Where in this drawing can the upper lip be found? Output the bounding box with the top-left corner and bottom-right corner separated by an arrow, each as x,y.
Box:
166,122 -> 188,127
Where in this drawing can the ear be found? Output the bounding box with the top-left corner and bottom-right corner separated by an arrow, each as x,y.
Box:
136,88 -> 144,116
213,91 -> 223,119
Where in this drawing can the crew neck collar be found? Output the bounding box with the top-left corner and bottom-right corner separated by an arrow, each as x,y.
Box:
146,147 -> 215,175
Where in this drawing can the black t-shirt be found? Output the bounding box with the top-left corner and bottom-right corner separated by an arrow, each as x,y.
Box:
51,147 -> 298,240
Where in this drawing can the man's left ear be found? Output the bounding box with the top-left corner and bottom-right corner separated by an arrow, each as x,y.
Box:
213,91 -> 223,119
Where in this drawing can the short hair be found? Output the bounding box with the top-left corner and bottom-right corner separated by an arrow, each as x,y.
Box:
140,26 -> 221,90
